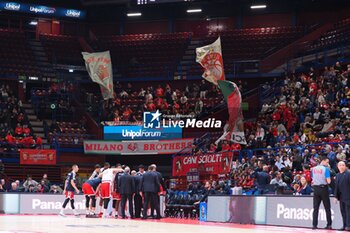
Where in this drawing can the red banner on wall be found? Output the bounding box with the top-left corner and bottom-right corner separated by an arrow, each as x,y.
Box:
20,149 -> 56,165
172,152 -> 233,176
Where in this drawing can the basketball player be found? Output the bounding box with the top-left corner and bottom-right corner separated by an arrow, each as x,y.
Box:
59,164 -> 80,217
100,164 -> 123,218
112,163 -> 123,218
89,164 -> 101,180
97,162 -> 110,216
82,176 -> 102,216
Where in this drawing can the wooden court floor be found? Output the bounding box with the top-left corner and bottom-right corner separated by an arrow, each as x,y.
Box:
0,215 -> 339,233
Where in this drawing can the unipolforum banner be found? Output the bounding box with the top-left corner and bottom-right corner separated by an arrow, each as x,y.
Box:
83,139 -> 193,155
82,51 -> 114,100
20,149 -> 56,165
172,152 -> 233,176
104,125 -> 183,140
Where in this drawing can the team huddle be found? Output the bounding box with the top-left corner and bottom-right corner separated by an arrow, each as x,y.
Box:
59,162 -> 165,219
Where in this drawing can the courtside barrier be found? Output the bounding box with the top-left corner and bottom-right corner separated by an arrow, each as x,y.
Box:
207,195 -> 342,229
0,193 -> 165,217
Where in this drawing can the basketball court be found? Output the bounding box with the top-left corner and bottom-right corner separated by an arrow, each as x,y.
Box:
0,215 -> 338,233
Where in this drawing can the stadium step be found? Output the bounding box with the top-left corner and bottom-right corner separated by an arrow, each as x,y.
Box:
185,50 -> 195,55
30,121 -> 44,127
190,40 -> 202,45
32,127 -> 44,133
180,60 -> 192,65
182,55 -> 195,61
35,133 -> 45,138
28,115 -> 38,121
27,39 -> 56,78
25,109 -> 35,114
22,103 -> 32,109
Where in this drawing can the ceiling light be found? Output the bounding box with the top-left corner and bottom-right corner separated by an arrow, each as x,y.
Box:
250,4 -> 267,9
127,12 -> 142,17
29,21 -> 37,26
187,9 -> 202,13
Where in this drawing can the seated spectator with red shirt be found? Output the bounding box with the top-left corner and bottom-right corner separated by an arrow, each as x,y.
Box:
15,124 -> 23,136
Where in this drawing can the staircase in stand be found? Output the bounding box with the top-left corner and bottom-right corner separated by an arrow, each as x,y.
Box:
174,38 -> 202,79
27,39 -> 56,79
22,103 -> 47,144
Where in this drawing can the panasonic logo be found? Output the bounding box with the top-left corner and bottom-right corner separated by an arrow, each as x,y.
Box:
32,199 -> 85,210
276,204 -> 334,221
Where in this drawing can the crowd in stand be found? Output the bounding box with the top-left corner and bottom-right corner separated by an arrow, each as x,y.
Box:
0,84 -> 42,149
181,61 -> 350,196
0,173 -> 62,194
82,80 -> 246,123
31,81 -> 77,121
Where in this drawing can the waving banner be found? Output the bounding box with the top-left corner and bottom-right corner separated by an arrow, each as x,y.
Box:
172,152 -> 233,176
216,80 -> 246,145
82,51 -> 114,100
196,37 -> 225,85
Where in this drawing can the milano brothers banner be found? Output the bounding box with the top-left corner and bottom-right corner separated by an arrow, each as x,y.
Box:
83,139 -> 193,155
172,152 -> 233,176
20,149 -> 56,165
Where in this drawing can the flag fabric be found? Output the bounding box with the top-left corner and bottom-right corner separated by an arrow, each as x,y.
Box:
216,80 -> 246,145
196,37 -> 225,85
82,51 -> 114,100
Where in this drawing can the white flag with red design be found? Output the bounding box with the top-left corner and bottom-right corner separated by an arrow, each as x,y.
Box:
196,37 -> 225,85
82,51 -> 114,100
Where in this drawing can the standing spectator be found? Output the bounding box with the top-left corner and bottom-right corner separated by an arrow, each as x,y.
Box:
199,80 -> 207,99
155,85 -> 164,98
180,94 -> 188,108
252,165 -> 270,194
23,175 -> 39,192
41,174 -> 51,187
325,145 -> 337,170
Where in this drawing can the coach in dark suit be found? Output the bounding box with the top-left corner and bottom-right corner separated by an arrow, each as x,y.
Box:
118,166 -> 135,219
150,164 -> 166,218
335,161 -> 350,231
132,170 -> 143,218
140,165 -> 160,219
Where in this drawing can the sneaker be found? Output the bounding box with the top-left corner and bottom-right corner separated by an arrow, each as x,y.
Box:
73,210 -> 80,216
59,210 -> 66,217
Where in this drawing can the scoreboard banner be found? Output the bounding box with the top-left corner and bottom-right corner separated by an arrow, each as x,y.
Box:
20,149 -> 56,165
172,152 -> 233,176
83,139 -> 193,155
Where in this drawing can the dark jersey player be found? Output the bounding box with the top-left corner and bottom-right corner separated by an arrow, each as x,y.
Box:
82,176 -> 102,216
60,164 -> 80,217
